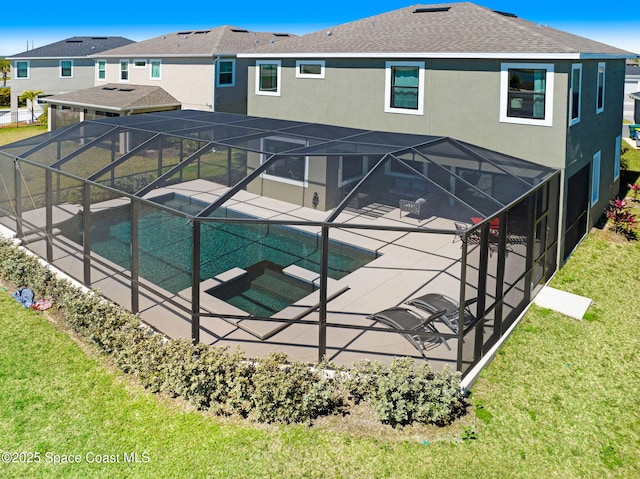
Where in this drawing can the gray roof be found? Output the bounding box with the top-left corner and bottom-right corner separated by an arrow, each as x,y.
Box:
627,64 -> 640,77
44,84 -> 180,112
96,26 -> 295,57
241,3 -> 633,58
8,36 -> 134,59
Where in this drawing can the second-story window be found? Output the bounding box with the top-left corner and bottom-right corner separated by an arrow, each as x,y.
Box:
97,60 -> 106,80
120,60 -> 129,81
60,60 -> 73,78
218,60 -> 235,86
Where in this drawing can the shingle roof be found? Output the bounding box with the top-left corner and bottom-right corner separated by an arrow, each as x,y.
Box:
8,37 -> 134,59
43,84 -> 180,112
96,26 -> 295,57
241,3 -> 633,58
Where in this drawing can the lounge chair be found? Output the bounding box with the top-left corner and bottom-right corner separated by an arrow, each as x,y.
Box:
368,307 -> 449,356
406,293 -> 477,335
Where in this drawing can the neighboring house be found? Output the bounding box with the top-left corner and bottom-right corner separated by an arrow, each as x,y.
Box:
624,63 -> 640,98
90,26 -> 295,114
240,2 -> 633,261
7,36 -> 134,117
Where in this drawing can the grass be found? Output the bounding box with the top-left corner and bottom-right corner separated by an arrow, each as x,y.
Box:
1,123 -> 640,478
0,125 -> 47,146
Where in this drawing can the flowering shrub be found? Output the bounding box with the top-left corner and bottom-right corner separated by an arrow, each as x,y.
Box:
628,183 -> 640,201
605,197 -> 637,239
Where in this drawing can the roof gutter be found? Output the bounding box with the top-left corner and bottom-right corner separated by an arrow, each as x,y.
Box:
238,52 -> 633,60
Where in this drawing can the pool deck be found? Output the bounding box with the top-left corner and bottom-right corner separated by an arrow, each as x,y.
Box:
7,179 -> 517,371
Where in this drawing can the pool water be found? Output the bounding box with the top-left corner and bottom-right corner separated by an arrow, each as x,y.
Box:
70,193 -> 376,315
207,260 -> 314,317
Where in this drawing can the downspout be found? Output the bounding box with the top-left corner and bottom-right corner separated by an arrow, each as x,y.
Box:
211,56 -> 220,112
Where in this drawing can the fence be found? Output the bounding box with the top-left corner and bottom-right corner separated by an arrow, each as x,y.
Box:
0,109 -> 45,128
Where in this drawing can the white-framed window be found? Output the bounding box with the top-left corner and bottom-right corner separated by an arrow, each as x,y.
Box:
596,62 -> 606,114
96,60 -> 106,81
15,61 -> 29,79
256,60 -> 281,96
59,60 -> 73,78
260,136 -> 307,186
296,60 -> 325,79
150,60 -> 161,80
614,135 -> 621,181
591,151 -> 601,206
217,59 -> 235,87
339,156 -> 369,186
384,61 -> 425,115
500,63 -> 554,126
133,59 -> 147,68
569,64 -> 582,126
119,60 -> 130,82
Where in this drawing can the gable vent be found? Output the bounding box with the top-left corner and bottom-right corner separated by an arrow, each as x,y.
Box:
413,7 -> 450,13
494,10 -> 517,18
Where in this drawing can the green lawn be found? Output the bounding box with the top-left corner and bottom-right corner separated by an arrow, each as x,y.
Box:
0,125 -> 47,146
1,124 -> 640,478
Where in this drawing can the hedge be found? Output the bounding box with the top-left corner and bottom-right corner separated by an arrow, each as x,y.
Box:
0,238 -> 466,426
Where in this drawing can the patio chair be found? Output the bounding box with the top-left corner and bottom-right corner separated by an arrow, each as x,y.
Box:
406,293 -> 477,336
368,307 -> 449,357
399,197 -> 430,220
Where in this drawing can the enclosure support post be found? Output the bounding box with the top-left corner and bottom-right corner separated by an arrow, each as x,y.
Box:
82,183 -> 91,286
45,169 -> 53,262
14,161 -> 23,239
318,225 -> 329,362
191,220 -> 201,344
130,199 -> 140,314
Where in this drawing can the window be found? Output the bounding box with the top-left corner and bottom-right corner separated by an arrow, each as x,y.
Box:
256,61 -> 281,96
596,62 -> 606,114
569,64 -> 581,125
261,136 -> 307,185
384,61 -> 425,115
60,60 -> 73,78
133,59 -> 146,68
296,60 -> 325,79
339,156 -> 368,186
614,135 -> 621,181
120,60 -> 129,81
15,61 -> 29,79
217,59 -> 235,86
591,151 -> 601,206
97,60 -> 106,81
150,60 -> 161,80
500,63 -> 554,126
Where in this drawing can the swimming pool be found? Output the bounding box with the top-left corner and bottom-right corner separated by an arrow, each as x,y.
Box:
68,193 -> 376,315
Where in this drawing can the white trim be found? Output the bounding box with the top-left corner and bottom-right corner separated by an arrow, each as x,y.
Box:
133,59 -> 147,68
96,59 -> 107,82
569,63 -> 582,126
14,60 -> 30,79
216,58 -> 235,87
596,62 -> 606,114
614,135 -> 621,181
296,60 -> 325,79
260,135 -> 308,187
591,151 -> 601,206
149,59 -> 161,80
499,62 -> 554,127
59,59 -> 74,78
239,52 -> 633,60
255,60 -> 281,96
119,59 -> 130,82
384,61 -> 425,116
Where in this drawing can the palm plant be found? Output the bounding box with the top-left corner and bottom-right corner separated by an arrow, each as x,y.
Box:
19,90 -> 44,122
0,58 -> 9,87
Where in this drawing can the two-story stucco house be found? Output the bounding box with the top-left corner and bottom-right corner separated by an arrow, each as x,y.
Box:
90,26 -> 295,114
7,36 -> 134,118
240,3 -> 633,261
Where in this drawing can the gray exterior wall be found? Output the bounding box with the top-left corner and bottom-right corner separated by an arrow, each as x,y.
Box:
10,58 -> 96,113
247,57 -> 626,256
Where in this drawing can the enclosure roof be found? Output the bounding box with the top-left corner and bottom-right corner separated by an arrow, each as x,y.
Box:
0,110 -> 557,229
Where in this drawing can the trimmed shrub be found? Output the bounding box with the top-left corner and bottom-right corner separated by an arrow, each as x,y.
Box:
0,238 -> 467,426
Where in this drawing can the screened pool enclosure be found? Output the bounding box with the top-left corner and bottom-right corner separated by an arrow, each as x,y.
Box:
0,110 -> 560,377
